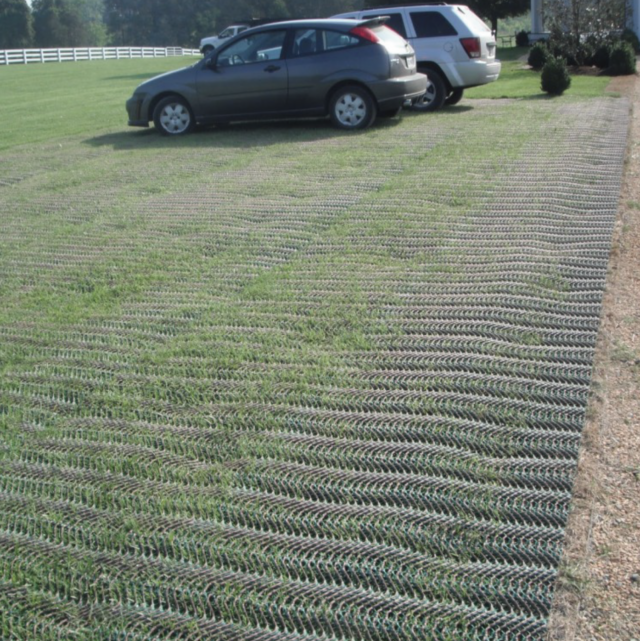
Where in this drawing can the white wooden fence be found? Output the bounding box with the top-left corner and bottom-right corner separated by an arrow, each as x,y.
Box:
0,46 -> 201,66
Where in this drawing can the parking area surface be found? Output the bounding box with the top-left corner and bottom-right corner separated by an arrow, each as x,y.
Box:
0,96 -> 632,639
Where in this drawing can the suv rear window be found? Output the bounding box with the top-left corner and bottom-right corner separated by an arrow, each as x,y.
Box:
410,12 -> 457,38
362,12 -> 407,38
456,6 -> 491,33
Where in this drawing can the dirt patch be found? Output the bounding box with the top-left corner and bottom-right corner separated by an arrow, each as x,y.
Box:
547,72 -> 640,640
568,65 -> 605,76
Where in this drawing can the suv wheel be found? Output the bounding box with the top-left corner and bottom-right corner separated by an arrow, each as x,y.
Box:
202,45 -> 214,55
153,96 -> 194,136
329,85 -> 377,130
411,69 -> 446,112
445,88 -> 464,106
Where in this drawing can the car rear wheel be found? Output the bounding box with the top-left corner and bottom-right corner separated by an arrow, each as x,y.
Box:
411,69 -> 446,112
329,86 -> 377,130
445,88 -> 464,106
153,96 -> 194,136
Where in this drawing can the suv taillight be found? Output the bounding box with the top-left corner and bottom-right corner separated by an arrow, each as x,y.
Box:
350,26 -> 380,43
460,37 -> 481,58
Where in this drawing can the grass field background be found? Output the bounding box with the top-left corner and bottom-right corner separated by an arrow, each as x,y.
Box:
0,56 -> 199,150
0,48 -> 614,150
0,56 -> 629,639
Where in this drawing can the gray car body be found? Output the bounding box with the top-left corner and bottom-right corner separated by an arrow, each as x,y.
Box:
126,18 -> 426,128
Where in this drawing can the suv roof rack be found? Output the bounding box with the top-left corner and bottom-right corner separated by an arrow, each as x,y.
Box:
365,2 -> 450,7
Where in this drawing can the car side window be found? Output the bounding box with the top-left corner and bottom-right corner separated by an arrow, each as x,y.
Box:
217,30 -> 287,66
362,12 -> 407,39
292,29 -> 320,57
292,29 -> 360,57
410,12 -> 458,38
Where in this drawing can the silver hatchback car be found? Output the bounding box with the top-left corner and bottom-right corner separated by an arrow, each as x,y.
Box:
126,18 -> 427,135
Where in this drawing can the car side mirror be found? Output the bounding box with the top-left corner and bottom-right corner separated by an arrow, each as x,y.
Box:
205,56 -> 217,70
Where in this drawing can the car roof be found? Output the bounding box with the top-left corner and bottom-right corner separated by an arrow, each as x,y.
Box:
242,17 -> 389,34
354,3 -> 462,9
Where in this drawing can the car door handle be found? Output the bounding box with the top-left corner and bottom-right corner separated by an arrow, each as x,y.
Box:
264,65 -> 281,73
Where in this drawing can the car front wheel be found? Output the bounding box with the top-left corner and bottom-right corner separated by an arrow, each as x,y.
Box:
411,69 -> 446,112
329,86 -> 377,130
153,96 -> 194,136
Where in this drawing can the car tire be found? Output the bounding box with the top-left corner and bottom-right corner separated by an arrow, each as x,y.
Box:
411,69 -> 446,112
153,96 -> 194,136
445,88 -> 464,106
329,85 -> 377,130
202,45 -> 214,55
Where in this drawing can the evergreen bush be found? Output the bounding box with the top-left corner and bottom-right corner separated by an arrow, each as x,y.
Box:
528,42 -> 551,70
608,42 -> 637,75
541,57 -> 572,95
621,28 -> 640,53
591,44 -> 611,69
515,30 -> 529,47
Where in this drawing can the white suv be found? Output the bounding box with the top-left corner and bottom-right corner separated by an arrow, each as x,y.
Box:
199,25 -> 250,55
332,4 -> 501,111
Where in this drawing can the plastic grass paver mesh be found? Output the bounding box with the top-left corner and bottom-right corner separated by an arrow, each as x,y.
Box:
0,97 -> 630,640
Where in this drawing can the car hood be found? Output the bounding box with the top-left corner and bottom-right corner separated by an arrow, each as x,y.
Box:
135,65 -> 198,92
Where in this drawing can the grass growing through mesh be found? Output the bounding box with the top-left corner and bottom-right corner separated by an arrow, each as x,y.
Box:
0,59 -> 625,639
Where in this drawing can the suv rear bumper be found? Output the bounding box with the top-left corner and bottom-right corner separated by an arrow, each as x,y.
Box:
443,59 -> 501,89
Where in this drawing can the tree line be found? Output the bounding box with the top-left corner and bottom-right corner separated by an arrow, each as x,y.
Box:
1,0 -> 528,50
0,0 -> 364,49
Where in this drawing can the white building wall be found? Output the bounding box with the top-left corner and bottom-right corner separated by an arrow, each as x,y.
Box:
631,0 -> 640,37
531,0 -> 544,33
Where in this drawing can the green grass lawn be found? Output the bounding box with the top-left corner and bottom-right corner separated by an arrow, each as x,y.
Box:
0,51 -> 617,152
0,56 -> 200,150
0,50 -> 618,152
466,46 -> 614,99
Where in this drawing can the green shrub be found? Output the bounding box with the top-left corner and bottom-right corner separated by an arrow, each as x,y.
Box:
621,28 -> 640,53
515,30 -> 529,47
608,42 -> 637,75
528,42 -> 551,70
541,57 -> 572,95
591,44 -> 611,69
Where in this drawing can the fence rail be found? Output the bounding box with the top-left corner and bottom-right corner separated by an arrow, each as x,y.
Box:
0,46 -> 201,66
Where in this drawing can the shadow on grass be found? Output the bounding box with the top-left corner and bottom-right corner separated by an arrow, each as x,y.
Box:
85,115 -> 403,150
